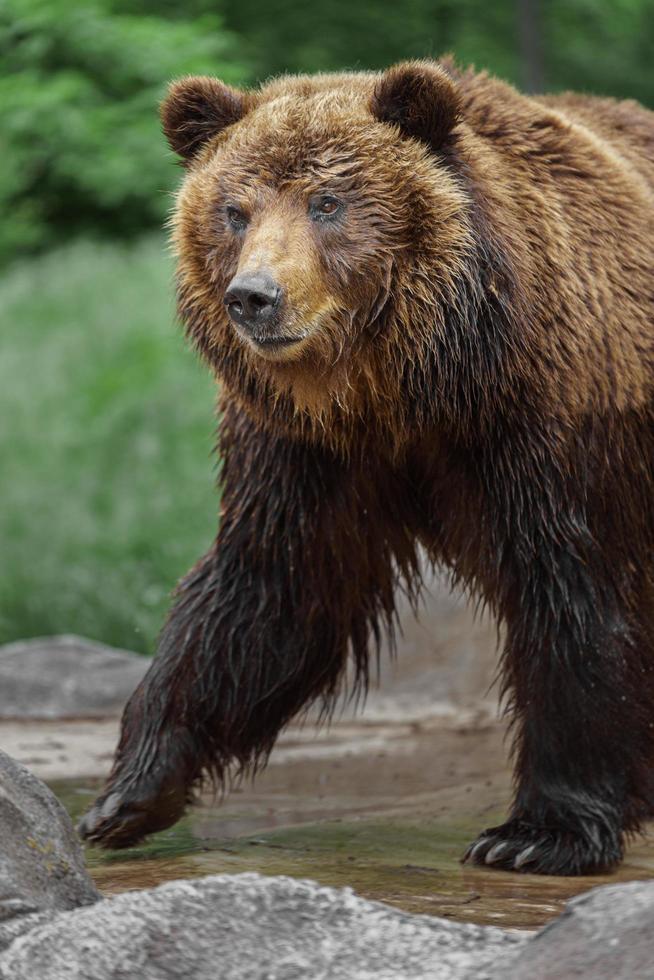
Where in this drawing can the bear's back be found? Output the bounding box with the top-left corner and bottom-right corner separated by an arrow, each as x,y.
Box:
452,65 -> 654,194
537,92 -> 654,188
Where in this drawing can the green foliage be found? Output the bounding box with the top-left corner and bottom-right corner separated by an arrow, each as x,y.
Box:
220,0 -> 522,86
545,0 -> 654,105
219,0 -> 654,103
0,237 -> 217,652
0,0 -> 248,264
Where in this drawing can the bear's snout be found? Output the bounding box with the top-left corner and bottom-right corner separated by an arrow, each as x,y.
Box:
224,272 -> 282,334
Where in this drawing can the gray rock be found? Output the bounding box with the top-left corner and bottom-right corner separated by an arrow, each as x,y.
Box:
0,873 -> 526,980
0,750 -> 100,952
494,879 -> 654,980
0,635 -> 148,718
0,746 -> 652,980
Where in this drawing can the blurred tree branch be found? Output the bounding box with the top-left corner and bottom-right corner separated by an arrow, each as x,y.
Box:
517,0 -> 544,92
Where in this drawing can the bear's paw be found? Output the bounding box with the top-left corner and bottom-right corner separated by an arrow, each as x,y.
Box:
78,769 -> 192,849
462,817 -> 624,876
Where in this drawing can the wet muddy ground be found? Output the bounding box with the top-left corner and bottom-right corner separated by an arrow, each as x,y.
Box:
44,714 -> 654,931
5,582 -> 654,932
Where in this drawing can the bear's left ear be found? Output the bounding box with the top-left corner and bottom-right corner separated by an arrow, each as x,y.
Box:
161,76 -> 247,164
370,61 -> 461,151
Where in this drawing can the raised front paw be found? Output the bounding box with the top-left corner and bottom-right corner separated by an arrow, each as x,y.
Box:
462,817 -> 623,876
78,766 -> 192,849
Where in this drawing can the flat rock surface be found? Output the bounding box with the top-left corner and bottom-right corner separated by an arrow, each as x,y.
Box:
0,635 -> 148,719
0,750 -> 99,952
0,872 -> 526,980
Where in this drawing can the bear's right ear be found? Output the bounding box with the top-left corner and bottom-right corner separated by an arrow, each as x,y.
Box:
161,76 -> 247,163
370,61 -> 461,151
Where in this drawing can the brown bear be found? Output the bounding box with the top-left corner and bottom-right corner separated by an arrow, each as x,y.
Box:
79,59 -> 654,876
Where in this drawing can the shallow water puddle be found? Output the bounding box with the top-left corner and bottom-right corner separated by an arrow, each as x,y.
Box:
53,720 -> 654,930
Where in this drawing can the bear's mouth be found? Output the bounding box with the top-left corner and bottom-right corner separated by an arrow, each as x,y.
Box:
251,334 -> 302,350
236,327 -> 311,361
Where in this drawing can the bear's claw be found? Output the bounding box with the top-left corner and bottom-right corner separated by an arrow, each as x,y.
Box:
462,817 -> 623,876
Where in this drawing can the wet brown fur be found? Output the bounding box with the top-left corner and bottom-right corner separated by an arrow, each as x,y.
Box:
80,60 -> 654,876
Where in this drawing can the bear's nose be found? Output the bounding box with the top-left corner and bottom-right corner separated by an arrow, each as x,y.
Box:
224,273 -> 281,330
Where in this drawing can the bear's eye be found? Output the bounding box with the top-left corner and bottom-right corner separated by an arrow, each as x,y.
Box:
310,196 -> 342,221
225,205 -> 248,231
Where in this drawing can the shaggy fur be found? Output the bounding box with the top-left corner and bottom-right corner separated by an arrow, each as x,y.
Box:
79,60 -> 654,876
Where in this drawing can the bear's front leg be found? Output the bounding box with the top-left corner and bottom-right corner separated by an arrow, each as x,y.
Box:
79,406 -> 417,848
463,500 -> 651,875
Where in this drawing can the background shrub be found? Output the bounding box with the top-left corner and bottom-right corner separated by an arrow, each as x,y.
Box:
0,238 -> 216,652
0,0 -> 248,263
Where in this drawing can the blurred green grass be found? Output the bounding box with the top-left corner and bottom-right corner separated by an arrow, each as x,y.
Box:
0,236 -> 217,653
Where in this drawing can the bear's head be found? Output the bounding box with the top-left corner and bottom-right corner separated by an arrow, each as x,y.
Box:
163,62 -> 515,443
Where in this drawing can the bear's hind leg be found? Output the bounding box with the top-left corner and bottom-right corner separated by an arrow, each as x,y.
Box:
463,540 -> 653,875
